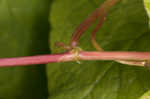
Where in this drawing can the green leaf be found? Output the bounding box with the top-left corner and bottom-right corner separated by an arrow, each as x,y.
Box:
139,90 -> 150,99
144,0 -> 150,18
144,0 -> 150,29
0,0 -> 50,99
48,0 -> 150,99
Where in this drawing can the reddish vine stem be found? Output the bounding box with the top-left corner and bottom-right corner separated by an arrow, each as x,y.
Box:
90,13 -> 107,51
70,0 -> 118,48
0,0 -> 149,68
0,51 -> 150,67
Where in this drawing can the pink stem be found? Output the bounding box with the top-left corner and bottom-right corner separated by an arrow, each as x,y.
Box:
79,52 -> 150,60
0,53 -> 73,67
0,51 -> 150,67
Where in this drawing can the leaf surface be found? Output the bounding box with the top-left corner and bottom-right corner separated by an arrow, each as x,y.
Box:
139,90 -> 150,99
48,0 -> 150,99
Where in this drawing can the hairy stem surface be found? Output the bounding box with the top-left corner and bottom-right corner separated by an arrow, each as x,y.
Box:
0,51 -> 150,67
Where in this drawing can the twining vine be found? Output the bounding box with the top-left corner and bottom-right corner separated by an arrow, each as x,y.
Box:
0,0 -> 150,69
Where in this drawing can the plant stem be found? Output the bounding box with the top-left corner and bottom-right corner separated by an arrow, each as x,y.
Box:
0,51 -> 150,67
70,0 -> 118,48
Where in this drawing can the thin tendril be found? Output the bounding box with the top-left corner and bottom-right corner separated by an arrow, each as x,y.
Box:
70,0 -> 118,48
